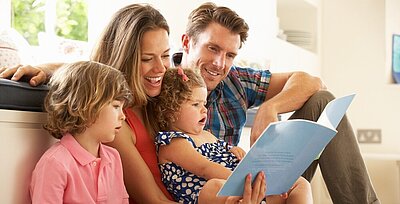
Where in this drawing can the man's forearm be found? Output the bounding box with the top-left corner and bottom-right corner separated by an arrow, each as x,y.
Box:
37,63 -> 64,81
250,72 -> 325,145
267,71 -> 324,114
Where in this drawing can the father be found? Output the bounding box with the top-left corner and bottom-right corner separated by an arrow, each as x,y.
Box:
176,2 -> 379,204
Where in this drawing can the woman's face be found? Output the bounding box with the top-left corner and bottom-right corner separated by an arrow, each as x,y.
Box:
140,28 -> 170,97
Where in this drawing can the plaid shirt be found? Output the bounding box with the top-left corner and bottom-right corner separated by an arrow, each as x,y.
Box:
205,66 -> 271,146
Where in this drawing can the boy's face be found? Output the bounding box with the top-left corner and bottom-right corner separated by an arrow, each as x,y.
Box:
88,100 -> 125,143
183,23 -> 241,92
171,87 -> 208,135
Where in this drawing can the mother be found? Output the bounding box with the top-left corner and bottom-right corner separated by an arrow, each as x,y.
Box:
0,3 -> 265,204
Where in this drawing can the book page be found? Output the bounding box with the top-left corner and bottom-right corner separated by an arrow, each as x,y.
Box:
317,94 -> 355,129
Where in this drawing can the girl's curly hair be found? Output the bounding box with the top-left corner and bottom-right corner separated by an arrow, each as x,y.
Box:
153,67 -> 205,131
44,61 -> 132,139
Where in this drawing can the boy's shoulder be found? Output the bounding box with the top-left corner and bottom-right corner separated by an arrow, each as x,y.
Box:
41,141 -> 68,158
35,141 -> 73,168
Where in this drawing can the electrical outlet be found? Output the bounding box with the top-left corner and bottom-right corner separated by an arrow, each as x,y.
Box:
357,129 -> 382,144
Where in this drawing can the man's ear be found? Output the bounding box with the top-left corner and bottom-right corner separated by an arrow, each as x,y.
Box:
181,34 -> 190,53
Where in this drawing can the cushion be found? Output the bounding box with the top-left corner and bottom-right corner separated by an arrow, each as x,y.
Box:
0,78 -> 48,112
37,32 -> 90,62
0,28 -> 35,67
0,39 -> 21,67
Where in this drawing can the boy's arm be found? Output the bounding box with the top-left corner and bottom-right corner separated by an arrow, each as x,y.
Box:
158,137 -> 232,180
30,158 -> 65,203
0,63 -> 64,86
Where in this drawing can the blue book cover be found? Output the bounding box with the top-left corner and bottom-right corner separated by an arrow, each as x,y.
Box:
217,94 -> 356,196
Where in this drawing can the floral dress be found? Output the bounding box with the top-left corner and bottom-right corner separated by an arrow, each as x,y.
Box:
155,131 -> 239,204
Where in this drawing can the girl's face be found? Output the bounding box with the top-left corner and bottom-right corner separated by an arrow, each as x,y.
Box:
140,28 -> 171,97
171,87 -> 208,135
87,100 -> 125,143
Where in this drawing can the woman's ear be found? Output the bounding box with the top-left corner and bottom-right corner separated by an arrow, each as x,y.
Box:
181,34 -> 190,53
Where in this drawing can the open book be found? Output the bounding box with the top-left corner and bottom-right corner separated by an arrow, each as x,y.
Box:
218,94 -> 356,196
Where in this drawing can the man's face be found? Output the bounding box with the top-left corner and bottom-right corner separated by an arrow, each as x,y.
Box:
183,23 -> 241,92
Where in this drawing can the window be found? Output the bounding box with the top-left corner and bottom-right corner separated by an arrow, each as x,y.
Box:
11,0 -> 88,46
11,0 -> 45,45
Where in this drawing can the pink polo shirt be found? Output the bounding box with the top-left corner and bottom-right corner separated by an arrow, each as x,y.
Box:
30,133 -> 129,204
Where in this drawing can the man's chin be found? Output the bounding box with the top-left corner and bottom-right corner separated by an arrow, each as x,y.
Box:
205,81 -> 219,92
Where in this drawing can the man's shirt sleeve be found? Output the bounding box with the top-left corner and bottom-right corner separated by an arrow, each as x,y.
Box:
233,66 -> 271,108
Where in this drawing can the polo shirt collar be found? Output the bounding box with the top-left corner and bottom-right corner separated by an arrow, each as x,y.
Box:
60,133 -> 112,166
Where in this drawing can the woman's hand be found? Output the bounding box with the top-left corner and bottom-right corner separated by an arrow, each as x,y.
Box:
225,171 -> 266,204
229,146 -> 246,160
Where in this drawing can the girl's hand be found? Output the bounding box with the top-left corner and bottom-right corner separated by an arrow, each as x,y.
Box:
229,146 -> 246,160
279,184 -> 294,199
280,192 -> 288,199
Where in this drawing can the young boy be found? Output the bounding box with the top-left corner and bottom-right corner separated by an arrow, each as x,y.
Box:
30,61 -> 132,203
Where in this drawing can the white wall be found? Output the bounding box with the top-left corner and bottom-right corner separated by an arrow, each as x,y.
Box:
321,0 -> 400,203
322,0 -> 400,153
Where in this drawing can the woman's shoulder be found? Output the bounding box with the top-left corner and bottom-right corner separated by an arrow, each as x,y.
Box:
106,121 -> 136,149
100,144 -> 124,164
101,143 -> 120,156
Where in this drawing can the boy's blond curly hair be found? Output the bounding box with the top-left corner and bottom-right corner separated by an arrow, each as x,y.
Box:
44,61 -> 132,139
